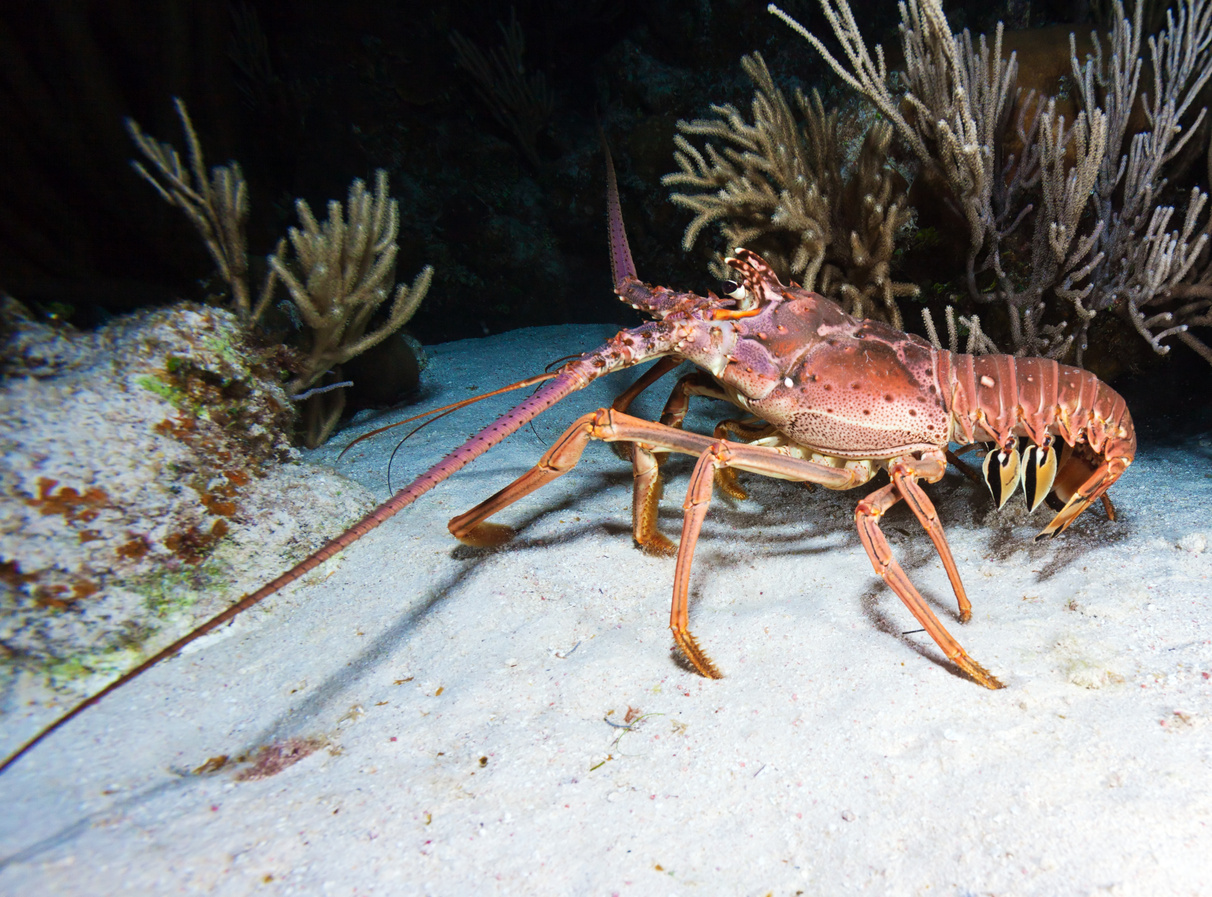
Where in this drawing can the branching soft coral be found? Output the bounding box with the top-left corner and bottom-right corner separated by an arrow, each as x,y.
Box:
266,172 -> 433,446
766,0 -> 1212,367
127,99 -> 432,445
662,53 -> 917,327
127,99 -> 259,321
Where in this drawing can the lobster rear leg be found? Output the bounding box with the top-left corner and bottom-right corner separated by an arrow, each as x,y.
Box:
950,444 -> 1117,523
890,461 -> 972,623
1035,452 -> 1131,541
855,469 -> 1003,690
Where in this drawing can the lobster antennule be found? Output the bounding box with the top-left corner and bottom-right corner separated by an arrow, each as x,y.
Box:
337,372 -> 559,461
389,359 -> 601,506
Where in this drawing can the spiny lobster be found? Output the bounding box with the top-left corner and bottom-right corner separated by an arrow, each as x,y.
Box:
0,151 -> 1135,774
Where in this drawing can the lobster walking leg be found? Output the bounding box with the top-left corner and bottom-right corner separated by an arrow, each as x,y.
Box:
670,443 -> 734,678
650,372 -> 761,501
448,410 -> 863,678
890,462 -> 972,623
612,367 -> 746,556
1036,455 -> 1131,541
669,439 -> 870,677
609,356 -> 683,418
709,418 -> 780,500
610,360 -> 699,556
447,408 -> 745,544
629,441 -> 677,557
447,412 -> 599,547
855,479 -> 1004,690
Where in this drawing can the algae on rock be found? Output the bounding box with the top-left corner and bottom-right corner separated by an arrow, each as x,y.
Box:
0,302 -> 374,701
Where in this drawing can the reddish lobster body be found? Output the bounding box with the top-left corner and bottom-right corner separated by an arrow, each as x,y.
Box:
616,250 -> 1134,535
683,283 -> 954,459
715,278 -> 1136,486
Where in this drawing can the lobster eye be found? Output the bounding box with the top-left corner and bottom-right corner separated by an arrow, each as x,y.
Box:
723,280 -> 748,301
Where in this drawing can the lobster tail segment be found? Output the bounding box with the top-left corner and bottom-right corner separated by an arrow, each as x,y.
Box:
945,352 -> 1136,541
1032,366 -> 1135,541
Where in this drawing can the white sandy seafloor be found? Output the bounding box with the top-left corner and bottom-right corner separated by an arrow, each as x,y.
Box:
1,322 -> 1210,896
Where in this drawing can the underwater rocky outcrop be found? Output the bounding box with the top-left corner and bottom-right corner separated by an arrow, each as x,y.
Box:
0,299 -> 373,696
128,99 -> 433,446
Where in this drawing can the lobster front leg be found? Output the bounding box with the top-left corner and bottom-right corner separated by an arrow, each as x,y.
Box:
447,411 -> 603,547
614,369 -> 743,557
449,411 -> 861,679
669,443 -> 732,678
855,479 -> 1003,690
629,442 -> 677,557
447,408 -> 809,547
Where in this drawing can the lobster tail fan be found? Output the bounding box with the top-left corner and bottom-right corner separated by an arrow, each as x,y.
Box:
1020,438 -> 1058,512
981,444 -> 1021,510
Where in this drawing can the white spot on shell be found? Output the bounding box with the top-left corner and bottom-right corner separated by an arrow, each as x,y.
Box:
784,378 -> 793,388
980,375 -> 995,388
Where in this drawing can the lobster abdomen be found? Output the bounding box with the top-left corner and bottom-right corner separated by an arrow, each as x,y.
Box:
942,352 -> 1136,464
941,351 -> 1136,539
